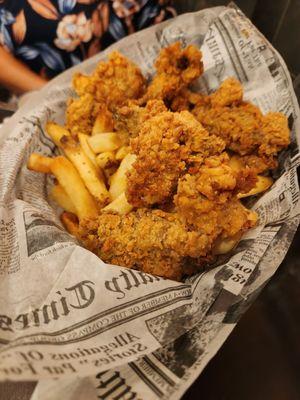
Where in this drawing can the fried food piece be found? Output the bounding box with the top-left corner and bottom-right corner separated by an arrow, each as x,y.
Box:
72,73 -> 93,96
96,151 -> 116,169
230,154 -> 277,175
209,77 -> 243,107
59,135 -> 110,207
192,76 -> 251,118
92,109 -> 114,135
212,232 -> 242,255
50,184 -> 77,214
237,154 -> 272,174
229,153 -> 271,174
27,154 -> 53,173
67,52 -> 145,136
259,112 -> 290,158
46,122 -> 70,146
88,132 -> 121,153
115,146 -> 130,160
61,212 -> 80,238
194,102 -> 263,153
141,42 -> 203,103
221,200 -> 258,237
238,175 -> 273,198
195,103 -> 290,166
193,78 -> 290,169
114,99 -> 167,138
155,42 -> 203,79
109,154 -> 136,200
50,156 -> 99,220
187,154 -> 237,201
73,51 -> 146,109
229,155 -> 273,199
79,209 -> 210,281
171,77 -> 242,113
126,111 -> 186,207
66,94 -> 112,137
174,154 -> 258,240
78,133 -> 99,169
126,108 -> 225,207
170,88 -> 206,112
102,192 -> 133,215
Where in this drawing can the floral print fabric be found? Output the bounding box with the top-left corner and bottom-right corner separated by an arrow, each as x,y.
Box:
0,0 -> 176,78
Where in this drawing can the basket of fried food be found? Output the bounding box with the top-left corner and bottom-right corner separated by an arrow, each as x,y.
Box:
27,42 -> 290,281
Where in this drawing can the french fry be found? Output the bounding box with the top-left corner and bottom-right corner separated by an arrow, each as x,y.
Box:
238,175 -> 273,198
88,132 -> 121,153
50,156 -> 98,220
92,112 -> 114,135
109,153 -> 136,200
115,146 -> 130,161
96,151 -> 116,169
46,122 -> 70,147
212,233 -> 242,255
78,133 -> 99,169
60,212 -> 80,238
104,165 -> 119,185
50,184 -> 77,214
103,192 -> 132,215
27,154 -> 53,173
59,136 -> 110,206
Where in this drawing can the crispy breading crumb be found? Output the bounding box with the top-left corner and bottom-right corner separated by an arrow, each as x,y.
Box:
126,106 -> 225,207
141,42 -> 203,104
73,51 -> 146,109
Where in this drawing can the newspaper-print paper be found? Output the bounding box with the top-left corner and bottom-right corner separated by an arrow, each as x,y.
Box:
0,4 -> 299,400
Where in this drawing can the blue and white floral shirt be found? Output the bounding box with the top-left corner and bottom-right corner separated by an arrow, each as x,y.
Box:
0,0 -> 176,78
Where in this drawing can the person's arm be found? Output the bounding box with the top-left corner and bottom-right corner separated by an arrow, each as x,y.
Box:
0,46 -> 47,94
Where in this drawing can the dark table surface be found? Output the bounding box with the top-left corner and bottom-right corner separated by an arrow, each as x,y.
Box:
1,1 -> 300,399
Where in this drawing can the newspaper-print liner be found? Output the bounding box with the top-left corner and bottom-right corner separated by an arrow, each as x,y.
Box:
0,4 -> 299,400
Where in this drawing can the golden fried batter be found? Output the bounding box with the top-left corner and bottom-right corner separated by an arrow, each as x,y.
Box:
220,200 -> 257,238
196,105 -> 289,166
193,78 -> 290,169
73,51 -> 146,110
210,77 -> 243,107
141,42 -> 203,103
66,94 -> 113,136
79,209 -> 210,281
114,100 -> 167,138
126,111 -> 187,207
126,106 -> 225,207
259,112 -> 290,158
170,77 -> 242,112
174,154 -> 257,240
194,102 -> 263,153
170,88 -> 206,112
237,154 -> 273,174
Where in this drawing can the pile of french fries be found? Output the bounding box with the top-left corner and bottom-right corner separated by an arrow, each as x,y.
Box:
28,115 -> 136,237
